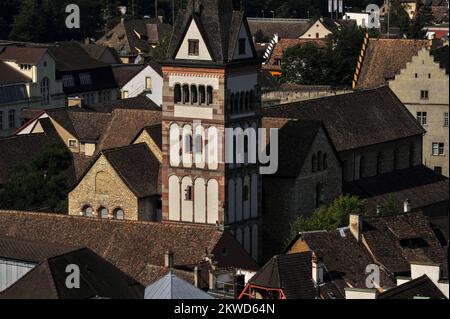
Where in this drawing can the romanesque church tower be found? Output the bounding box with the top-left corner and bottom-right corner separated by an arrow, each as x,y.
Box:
161,0 -> 262,261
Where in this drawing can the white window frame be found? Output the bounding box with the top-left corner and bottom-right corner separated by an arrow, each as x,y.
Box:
432,142 -> 445,156
68,139 -> 78,148
417,112 -> 427,126
444,112 -> 449,127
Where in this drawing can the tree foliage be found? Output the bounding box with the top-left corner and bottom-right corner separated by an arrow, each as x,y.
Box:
0,144 -> 72,213
290,195 -> 365,237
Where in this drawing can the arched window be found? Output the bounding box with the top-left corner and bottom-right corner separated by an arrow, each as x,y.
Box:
234,94 -> 239,113
114,208 -> 124,220
323,153 -> 328,170
182,84 -> 190,104
377,152 -> 383,175
240,92 -> 245,112
394,148 -> 400,170
315,183 -> 325,208
245,92 -> 250,111
82,206 -> 93,217
40,77 -> 50,105
312,154 -> 317,172
99,207 -> 109,219
199,85 -> 206,105
229,93 -> 234,112
174,84 -> 182,103
317,151 -> 323,171
359,156 -> 366,179
207,86 -> 213,105
190,85 -> 198,104
409,144 -> 415,168
249,90 -> 255,110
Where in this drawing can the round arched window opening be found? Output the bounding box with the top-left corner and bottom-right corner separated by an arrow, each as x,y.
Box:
115,209 -> 125,220
99,207 -> 109,219
83,206 -> 93,217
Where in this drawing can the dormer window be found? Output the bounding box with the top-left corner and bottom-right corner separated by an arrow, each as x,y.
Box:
62,75 -> 75,87
20,64 -> 32,70
239,38 -> 246,55
188,39 -> 199,56
79,73 -> 92,85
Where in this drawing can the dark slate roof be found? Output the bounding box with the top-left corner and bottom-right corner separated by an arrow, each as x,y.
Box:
143,124 -> 163,150
167,0 -> 256,63
97,18 -> 172,56
112,64 -> 146,87
149,62 -> 163,77
97,109 -> 162,153
0,248 -> 144,299
249,252 -> 317,299
0,236 -> 77,263
261,119 -> 324,177
80,43 -> 122,64
89,95 -> 160,113
46,108 -> 112,142
48,42 -> 108,72
261,86 -> 425,152
0,46 -> 47,64
362,212 -> 447,275
344,166 -> 449,215
102,143 -> 160,198
355,39 -> 428,89
0,61 -> 31,85
431,45 -> 449,74
0,211 -> 259,285
248,18 -> 311,39
378,275 -> 448,299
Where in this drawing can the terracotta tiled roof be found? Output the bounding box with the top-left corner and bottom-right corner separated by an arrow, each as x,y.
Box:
0,211 -> 259,285
0,46 -> 47,64
261,86 -> 425,152
355,38 -> 428,89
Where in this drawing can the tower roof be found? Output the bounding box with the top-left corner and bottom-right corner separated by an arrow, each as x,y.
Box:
166,0 -> 256,64
144,271 -> 214,299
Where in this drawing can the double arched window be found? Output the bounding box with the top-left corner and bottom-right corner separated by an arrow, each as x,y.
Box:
229,90 -> 256,114
174,84 -> 214,106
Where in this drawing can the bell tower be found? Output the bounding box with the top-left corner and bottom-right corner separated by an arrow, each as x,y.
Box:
161,0 -> 262,261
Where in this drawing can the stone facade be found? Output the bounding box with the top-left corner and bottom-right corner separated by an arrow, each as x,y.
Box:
263,126 -> 343,244
389,47 -> 449,176
68,154 -> 155,221
133,129 -> 162,162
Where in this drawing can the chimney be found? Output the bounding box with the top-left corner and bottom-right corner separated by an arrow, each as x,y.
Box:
349,214 -> 363,242
312,255 -> 324,285
164,251 -> 174,269
403,199 -> 412,213
118,6 -> 127,16
158,15 -> 164,23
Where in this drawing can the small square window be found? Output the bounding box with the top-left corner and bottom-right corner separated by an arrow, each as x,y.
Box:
420,90 -> 429,100
434,166 -> 443,175
188,40 -> 199,56
239,38 -> 246,55
68,139 -> 78,148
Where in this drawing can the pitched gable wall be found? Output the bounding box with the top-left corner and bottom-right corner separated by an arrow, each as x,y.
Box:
299,20 -> 332,39
175,19 -> 213,61
232,22 -> 255,60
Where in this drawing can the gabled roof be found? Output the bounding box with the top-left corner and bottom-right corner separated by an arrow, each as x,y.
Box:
0,46 -> 48,65
261,119 -> 330,177
48,42 -> 108,72
0,248 -> 144,299
144,271 -> 213,299
248,18 -> 311,40
80,43 -> 122,64
355,39 -> 428,89
166,0 -> 256,64
136,124 -> 162,150
249,252 -> 317,299
89,95 -> 160,113
112,64 -> 146,87
102,143 -> 161,198
0,61 -> 31,85
0,210 -> 259,285
378,275 -> 447,299
261,86 -> 424,152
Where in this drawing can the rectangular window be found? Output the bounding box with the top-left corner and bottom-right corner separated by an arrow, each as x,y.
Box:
417,112 -> 427,125
432,142 -> 445,156
122,90 -> 129,99
243,186 -> 249,202
0,111 -> 3,130
188,40 -> 199,56
79,73 -> 92,85
68,139 -> 78,148
8,110 -> 15,129
420,90 -> 429,100
275,59 -> 282,66
62,75 -> 75,87
185,186 -> 193,201
444,112 -> 449,127
239,38 -> 246,55
434,166 -> 443,175
145,77 -> 152,91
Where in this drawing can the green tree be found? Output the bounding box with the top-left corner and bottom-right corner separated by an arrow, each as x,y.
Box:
0,144 -> 72,213
290,195 -> 365,238
148,33 -> 170,62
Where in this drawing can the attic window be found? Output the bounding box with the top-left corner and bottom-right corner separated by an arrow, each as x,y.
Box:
20,64 -> 31,70
239,38 -> 246,55
188,39 -> 199,56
